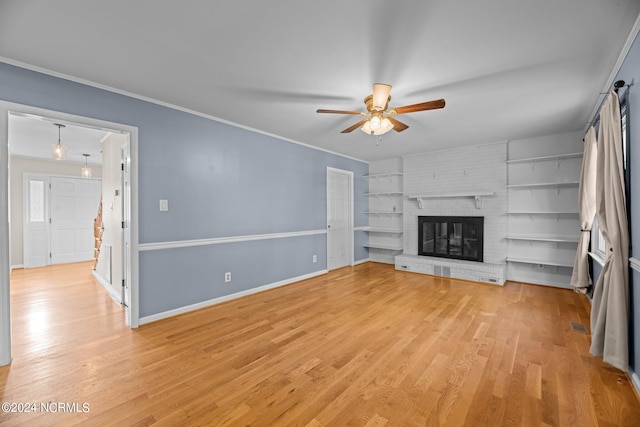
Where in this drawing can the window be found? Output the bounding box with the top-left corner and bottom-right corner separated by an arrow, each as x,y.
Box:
591,97 -> 629,261
28,180 -> 45,222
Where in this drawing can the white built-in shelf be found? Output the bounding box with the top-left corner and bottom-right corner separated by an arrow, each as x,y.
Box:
506,181 -> 579,189
363,227 -> 403,234
364,192 -> 403,196
363,244 -> 403,251
507,211 -> 578,215
507,234 -> 579,243
407,190 -> 495,209
364,172 -> 404,178
507,152 -> 583,164
365,210 -> 403,215
506,256 -> 574,268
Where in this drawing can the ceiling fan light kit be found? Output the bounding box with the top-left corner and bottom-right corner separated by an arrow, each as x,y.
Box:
317,83 -> 445,138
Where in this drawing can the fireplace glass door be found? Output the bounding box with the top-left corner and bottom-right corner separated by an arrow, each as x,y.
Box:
418,216 -> 483,262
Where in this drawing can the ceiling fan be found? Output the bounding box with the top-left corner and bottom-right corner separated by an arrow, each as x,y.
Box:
316,83 -> 445,135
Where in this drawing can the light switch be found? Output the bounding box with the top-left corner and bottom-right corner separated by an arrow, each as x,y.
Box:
159,199 -> 169,211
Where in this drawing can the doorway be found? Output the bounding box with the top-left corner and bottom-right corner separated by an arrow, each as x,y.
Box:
23,174 -> 102,268
326,167 -> 354,270
0,102 -> 139,366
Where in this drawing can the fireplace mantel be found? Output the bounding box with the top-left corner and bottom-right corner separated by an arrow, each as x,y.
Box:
407,190 -> 495,209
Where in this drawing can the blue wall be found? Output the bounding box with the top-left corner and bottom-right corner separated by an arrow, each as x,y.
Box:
592,31 -> 640,377
616,32 -> 640,379
0,62 -> 369,318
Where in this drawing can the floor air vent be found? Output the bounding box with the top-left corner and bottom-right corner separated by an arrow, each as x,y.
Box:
570,322 -> 587,333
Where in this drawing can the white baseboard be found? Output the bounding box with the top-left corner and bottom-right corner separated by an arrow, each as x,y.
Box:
353,258 -> 370,266
629,368 -> 640,398
10,264 -> 23,271
139,269 -> 328,325
91,270 -> 122,305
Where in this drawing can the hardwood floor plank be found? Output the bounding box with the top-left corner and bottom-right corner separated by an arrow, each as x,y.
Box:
2,262 -> 640,426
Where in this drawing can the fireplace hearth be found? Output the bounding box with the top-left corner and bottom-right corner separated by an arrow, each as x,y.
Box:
418,216 -> 484,262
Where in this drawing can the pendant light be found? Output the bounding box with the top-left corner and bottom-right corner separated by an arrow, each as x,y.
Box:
81,154 -> 92,178
51,123 -> 67,160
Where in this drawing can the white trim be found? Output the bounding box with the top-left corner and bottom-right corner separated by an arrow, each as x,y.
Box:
0,108 -> 11,365
139,229 -> 326,252
585,13 -> 640,129
10,265 -> 23,270
630,257 -> 640,273
354,258 -> 370,266
139,269 -> 327,325
354,226 -> 369,231
630,368 -> 640,397
588,251 -> 605,267
92,270 -> 122,305
0,57 -> 368,165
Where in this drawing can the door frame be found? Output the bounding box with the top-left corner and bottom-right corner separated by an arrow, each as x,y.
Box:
326,166 -> 354,270
0,101 -> 140,365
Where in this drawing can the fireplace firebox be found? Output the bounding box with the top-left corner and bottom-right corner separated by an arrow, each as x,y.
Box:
418,216 -> 484,262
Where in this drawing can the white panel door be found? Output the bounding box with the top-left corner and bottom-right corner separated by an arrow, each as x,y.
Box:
23,174 -> 50,268
50,177 -> 101,264
327,168 -> 352,270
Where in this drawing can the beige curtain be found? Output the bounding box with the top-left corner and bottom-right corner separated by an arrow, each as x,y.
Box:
570,126 -> 597,291
590,90 -> 629,371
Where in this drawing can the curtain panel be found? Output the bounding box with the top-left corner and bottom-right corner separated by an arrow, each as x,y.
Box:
590,90 -> 630,371
570,126 -> 597,291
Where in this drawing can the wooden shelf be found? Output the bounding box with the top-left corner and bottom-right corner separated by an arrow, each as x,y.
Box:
364,172 -> 403,178
507,234 -> 579,243
364,192 -> 403,196
407,190 -> 495,209
506,256 -> 574,268
363,244 -> 403,251
506,181 -> 579,189
507,152 -> 583,164
364,228 -> 403,234
507,211 -> 578,215
365,211 -> 403,215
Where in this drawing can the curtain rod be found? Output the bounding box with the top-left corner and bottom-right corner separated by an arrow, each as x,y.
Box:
587,80 -> 631,130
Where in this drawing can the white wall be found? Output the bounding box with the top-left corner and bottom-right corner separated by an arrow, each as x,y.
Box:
9,156 -> 102,267
94,134 -> 126,294
403,142 -> 508,264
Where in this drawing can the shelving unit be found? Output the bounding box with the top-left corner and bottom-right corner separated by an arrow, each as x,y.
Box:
506,234 -> 579,243
506,152 -> 583,164
506,136 -> 583,288
506,256 -> 574,268
506,181 -> 579,189
365,171 -> 403,264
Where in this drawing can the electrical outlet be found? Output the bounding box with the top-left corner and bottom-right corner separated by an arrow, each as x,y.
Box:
312,255 -> 317,263
224,272 -> 231,282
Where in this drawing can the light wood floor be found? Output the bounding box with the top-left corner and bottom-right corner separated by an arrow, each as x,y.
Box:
2,262 -> 640,426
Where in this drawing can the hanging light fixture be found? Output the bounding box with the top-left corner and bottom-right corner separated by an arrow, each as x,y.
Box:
81,154 -> 92,178
51,123 -> 67,160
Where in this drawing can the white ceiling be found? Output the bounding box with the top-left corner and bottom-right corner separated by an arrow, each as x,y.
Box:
8,113 -> 108,165
1,1 -> 639,162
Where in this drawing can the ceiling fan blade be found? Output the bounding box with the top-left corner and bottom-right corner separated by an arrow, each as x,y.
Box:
386,116 -> 409,132
341,119 -> 368,133
316,109 -> 365,115
389,98 -> 445,114
372,83 -> 392,110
